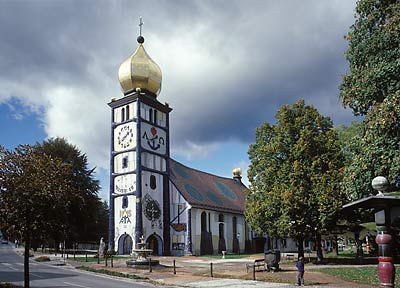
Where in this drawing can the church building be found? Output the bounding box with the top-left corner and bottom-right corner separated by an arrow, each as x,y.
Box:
107,27 -> 254,256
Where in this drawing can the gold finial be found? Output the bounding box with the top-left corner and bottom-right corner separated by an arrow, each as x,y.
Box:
233,168 -> 242,177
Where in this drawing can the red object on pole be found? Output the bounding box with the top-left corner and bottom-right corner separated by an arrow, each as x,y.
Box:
376,233 -> 395,287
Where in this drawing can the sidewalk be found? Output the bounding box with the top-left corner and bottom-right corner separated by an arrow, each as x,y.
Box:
19,248 -> 376,288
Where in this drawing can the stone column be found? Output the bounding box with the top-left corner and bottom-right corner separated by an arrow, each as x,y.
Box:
186,208 -> 192,255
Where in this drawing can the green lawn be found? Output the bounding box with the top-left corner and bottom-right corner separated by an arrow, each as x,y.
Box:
319,266 -> 399,286
76,266 -> 145,279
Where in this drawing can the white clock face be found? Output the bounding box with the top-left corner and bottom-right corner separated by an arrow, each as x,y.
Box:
114,174 -> 136,194
114,122 -> 136,152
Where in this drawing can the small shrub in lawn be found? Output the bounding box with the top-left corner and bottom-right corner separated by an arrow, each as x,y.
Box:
0,283 -> 22,288
35,256 -> 51,262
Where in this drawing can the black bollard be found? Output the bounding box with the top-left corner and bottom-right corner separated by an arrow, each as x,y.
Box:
173,259 -> 176,274
97,255 -> 100,264
73,249 -> 76,260
111,255 -> 113,268
253,264 -> 256,280
149,258 -> 152,272
105,255 -> 108,267
210,262 -> 213,277
85,252 -> 88,262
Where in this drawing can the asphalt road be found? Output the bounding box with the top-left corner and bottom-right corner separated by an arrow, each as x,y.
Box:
0,243 -> 160,288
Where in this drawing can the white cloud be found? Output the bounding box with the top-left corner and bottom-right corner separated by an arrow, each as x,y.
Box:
172,141 -> 219,161
0,0 -> 358,179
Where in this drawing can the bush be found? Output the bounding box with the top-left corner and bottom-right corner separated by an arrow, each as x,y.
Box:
35,256 -> 50,262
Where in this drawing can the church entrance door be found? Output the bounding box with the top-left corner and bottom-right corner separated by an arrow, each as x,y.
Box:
147,234 -> 162,255
148,235 -> 158,255
118,233 -> 133,255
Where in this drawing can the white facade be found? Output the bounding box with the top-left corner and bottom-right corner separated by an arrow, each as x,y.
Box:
110,95 -> 170,255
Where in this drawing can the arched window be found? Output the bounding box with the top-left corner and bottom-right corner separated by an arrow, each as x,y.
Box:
121,107 -> 125,122
232,216 -> 237,238
150,175 -> 156,190
201,212 -> 207,232
122,196 -> 128,209
219,223 -> 224,239
208,213 -> 211,233
126,105 -> 130,120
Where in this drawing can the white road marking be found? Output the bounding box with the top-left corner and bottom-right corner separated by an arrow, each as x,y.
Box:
63,282 -> 92,288
9,267 -> 18,270
31,272 -> 44,278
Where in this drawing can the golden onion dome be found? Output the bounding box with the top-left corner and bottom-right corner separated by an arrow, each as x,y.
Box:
118,36 -> 162,96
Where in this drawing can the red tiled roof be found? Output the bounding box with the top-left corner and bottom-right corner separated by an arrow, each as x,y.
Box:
169,159 -> 246,214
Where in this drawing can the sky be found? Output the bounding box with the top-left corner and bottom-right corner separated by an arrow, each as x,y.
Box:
0,0 -> 358,201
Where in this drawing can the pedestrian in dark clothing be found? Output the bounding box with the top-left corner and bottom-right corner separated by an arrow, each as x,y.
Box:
296,256 -> 305,286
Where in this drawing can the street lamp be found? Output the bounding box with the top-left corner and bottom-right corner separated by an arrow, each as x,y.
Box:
237,232 -> 240,256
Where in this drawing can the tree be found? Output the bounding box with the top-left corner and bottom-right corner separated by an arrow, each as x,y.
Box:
35,138 -> 107,244
0,145 -> 79,288
340,0 -> 400,198
245,99 -> 345,258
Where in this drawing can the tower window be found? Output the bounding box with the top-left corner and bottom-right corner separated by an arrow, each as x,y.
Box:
126,105 -> 130,120
218,214 -> 224,222
122,196 -> 128,209
150,175 -> 156,190
122,156 -> 128,169
154,110 -> 157,124
121,107 -> 125,122
149,109 -> 153,122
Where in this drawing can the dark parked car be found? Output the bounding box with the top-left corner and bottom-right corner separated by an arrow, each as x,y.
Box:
1,239 -> 8,244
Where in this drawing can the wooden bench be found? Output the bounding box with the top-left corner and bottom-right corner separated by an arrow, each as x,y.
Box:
286,254 -> 294,261
246,258 -> 266,273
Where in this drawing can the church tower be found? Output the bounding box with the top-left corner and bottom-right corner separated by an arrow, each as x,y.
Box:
108,20 -> 171,255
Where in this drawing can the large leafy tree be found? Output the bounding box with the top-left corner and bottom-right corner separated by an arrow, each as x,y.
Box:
340,0 -> 400,198
0,145 -> 79,288
35,137 -> 108,243
246,99 -> 345,257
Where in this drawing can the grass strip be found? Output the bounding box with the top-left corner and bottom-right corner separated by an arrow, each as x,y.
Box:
0,284 -> 22,288
319,266 -> 400,286
76,266 -> 146,280
72,256 -> 126,262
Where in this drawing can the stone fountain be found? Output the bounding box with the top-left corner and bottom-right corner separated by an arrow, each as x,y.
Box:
126,235 -> 159,268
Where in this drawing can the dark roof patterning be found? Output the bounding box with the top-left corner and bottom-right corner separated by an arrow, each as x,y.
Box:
169,159 -> 246,214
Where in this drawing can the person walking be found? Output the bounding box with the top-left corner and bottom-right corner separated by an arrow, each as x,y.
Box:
296,256 -> 305,286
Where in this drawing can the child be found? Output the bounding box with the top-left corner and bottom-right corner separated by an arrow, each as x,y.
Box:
296,256 -> 305,286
